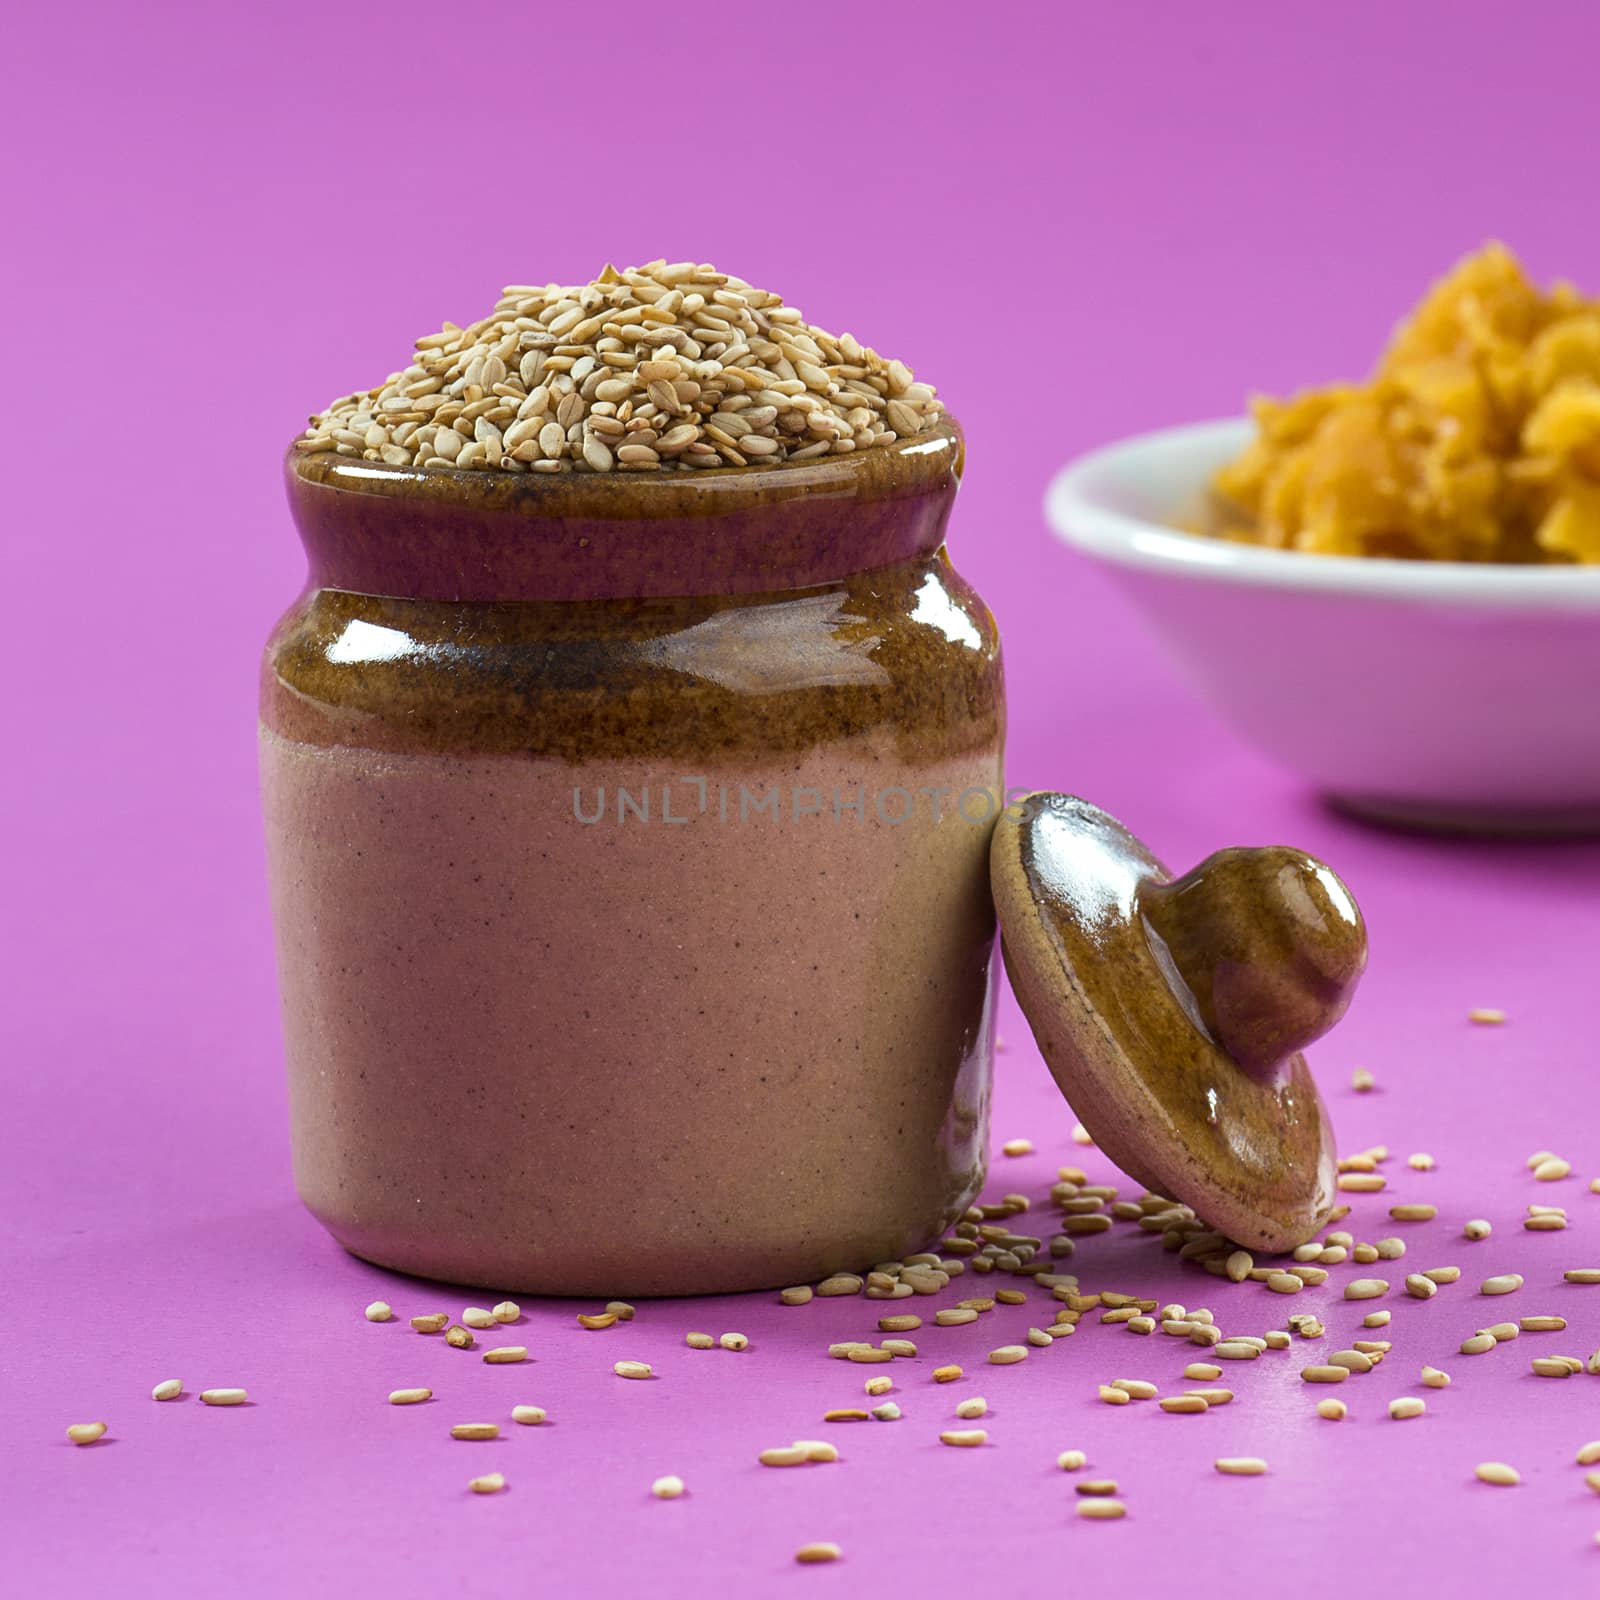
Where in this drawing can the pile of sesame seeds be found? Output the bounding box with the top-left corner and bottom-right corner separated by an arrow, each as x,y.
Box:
292,262 -> 944,475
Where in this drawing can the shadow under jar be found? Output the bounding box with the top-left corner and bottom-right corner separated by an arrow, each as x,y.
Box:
261,419 -> 1004,1295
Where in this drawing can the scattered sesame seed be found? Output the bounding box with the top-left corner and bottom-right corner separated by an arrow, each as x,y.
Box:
1215,1457 -> 1267,1476
1058,1449 -> 1088,1470
364,1302 -> 393,1322
1097,1385 -> 1132,1405
467,1473 -> 506,1494
1301,1366 -> 1350,1385
1468,1009 -> 1506,1025
492,1301 -> 521,1323
577,1312 -> 617,1330
613,1361 -> 653,1380
1564,1269 -> 1600,1284
686,1332 -> 715,1349
1002,1138 -> 1034,1157
1345,1279 -> 1390,1300
1408,1153 -> 1435,1171
445,1326 -> 474,1349
1352,1068 -> 1375,1092
719,1333 -> 749,1352
1316,1399 -> 1348,1420
780,1287 -> 814,1306
461,1308 -> 496,1330
1534,1157 -> 1572,1182
1481,1274 -> 1524,1296
988,1345 -> 1028,1365
1464,1220 -> 1492,1241
955,1397 -> 988,1420
871,1402 -> 902,1420
411,1313 -> 450,1334
1576,1442 -> 1600,1466
933,1365 -> 963,1384
511,1406 -> 546,1425
199,1389 -> 248,1406
151,1380 -> 182,1402
1475,1462 -> 1520,1485
795,1542 -> 842,1564
451,1423 -> 500,1440
1076,1498 -> 1127,1519
823,1409 -> 870,1423
1160,1395 -> 1209,1413
66,1422 -> 107,1445
1338,1173 -> 1386,1193
1421,1367 -> 1451,1388
388,1388 -> 432,1405
1390,1398 -> 1427,1419
605,1302 -> 635,1322
940,1429 -> 988,1447
1521,1316 -> 1568,1332
483,1347 -> 527,1365
1389,1204 -> 1438,1222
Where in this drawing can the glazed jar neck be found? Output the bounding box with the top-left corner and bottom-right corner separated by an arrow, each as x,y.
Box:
284,420 -> 964,603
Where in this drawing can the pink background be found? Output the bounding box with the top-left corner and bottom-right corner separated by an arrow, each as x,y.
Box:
6,2 -> 1600,1592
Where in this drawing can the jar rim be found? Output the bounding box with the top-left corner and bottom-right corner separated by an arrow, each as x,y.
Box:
284,417 -> 965,603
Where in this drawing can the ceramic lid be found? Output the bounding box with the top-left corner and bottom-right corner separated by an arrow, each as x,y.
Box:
990,794 -> 1366,1252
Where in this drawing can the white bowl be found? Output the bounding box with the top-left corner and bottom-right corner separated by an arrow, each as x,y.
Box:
1046,419 -> 1600,834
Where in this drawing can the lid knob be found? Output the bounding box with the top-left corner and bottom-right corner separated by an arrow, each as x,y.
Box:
1138,847 -> 1366,1084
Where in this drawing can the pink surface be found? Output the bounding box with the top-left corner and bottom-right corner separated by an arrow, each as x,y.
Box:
6,2 -> 1600,1593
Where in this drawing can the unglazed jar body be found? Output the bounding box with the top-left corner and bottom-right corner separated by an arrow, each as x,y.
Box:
260,422 -> 1004,1294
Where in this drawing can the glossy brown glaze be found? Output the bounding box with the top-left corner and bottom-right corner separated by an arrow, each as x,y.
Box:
261,419 -> 1005,1294
990,795 -> 1359,1252
285,418 -> 964,603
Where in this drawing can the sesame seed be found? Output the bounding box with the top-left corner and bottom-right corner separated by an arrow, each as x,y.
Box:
1564,1269 -> 1600,1284
955,1397 -> 988,1420
445,1326 -> 474,1348
1406,1274 -> 1438,1299
795,1543 -> 842,1564
1408,1153 -> 1436,1170
483,1347 -> 527,1365
933,1365 -> 963,1383
1111,1379 -> 1158,1400
878,1314 -> 922,1333
1185,1362 -> 1223,1381
686,1333 -> 715,1349
199,1389 -> 248,1406
1301,1366 -> 1350,1384
1214,1341 -> 1263,1361
492,1301 -> 521,1323
450,1423 -> 500,1440
1486,1322 -> 1521,1341
1160,1395 -> 1209,1413
1534,1157 -> 1572,1182
1576,1442 -> 1600,1466
1464,1220 -> 1492,1241
1481,1274 -> 1525,1296
1345,1279 -> 1390,1300
1316,1399 -> 1348,1420
651,1475 -> 685,1499
461,1308 -> 496,1329
758,1446 -> 810,1466
816,1274 -> 864,1298
467,1473 -> 506,1495
1058,1449 -> 1088,1470
719,1333 -> 749,1352
1002,1138 -> 1034,1157
1076,1498 -> 1127,1519
1421,1367 -> 1451,1388
1521,1316 -> 1568,1332
1475,1462 -> 1521,1486
1338,1173 -> 1386,1193
66,1422 -> 107,1445
577,1313 -> 617,1330
605,1302 -> 635,1322
1390,1397 -> 1427,1419
988,1345 -> 1028,1365
1532,1357 -> 1577,1378
511,1406 -> 546,1425
780,1287 -> 814,1306
614,1361 -> 653,1380
1351,1068 -> 1375,1092
1215,1457 -> 1268,1476
1468,1008 -> 1506,1024
940,1429 -> 988,1447
872,1402 -> 902,1420
411,1313 -> 450,1334
1389,1205 -> 1438,1222
1097,1385 -> 1132,1405
388,1388 -> 432,1405
151,1380 -> 182,1402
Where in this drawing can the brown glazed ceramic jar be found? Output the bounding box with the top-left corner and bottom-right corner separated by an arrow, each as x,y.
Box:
260,418 -> 1004,1295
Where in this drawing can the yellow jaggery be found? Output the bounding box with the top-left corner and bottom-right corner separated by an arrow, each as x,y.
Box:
1211,244 -> 1600,563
